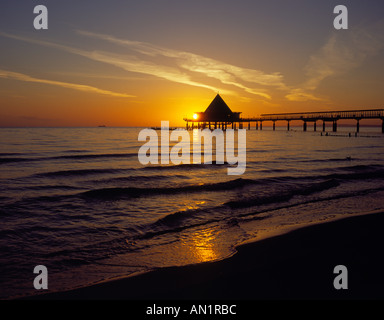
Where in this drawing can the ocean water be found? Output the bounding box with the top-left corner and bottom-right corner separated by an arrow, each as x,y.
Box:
1,126 -> 384,299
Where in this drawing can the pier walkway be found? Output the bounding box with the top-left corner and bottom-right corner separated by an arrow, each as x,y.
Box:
184,109 -> 384,133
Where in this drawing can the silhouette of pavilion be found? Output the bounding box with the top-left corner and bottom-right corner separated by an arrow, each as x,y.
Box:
184,94 -> 241,130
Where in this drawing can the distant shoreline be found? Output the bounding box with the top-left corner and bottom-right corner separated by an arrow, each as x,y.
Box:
0,124 -> 383,129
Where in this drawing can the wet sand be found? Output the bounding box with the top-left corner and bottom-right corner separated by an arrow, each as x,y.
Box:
26,212 -> 384,300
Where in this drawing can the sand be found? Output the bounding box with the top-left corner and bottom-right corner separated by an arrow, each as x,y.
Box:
24,212 -> 384,300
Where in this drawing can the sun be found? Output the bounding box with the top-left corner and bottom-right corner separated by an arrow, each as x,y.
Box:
193,113 -> 198,120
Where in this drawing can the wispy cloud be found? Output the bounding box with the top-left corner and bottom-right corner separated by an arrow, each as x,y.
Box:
0,69 -> 135,98
286,20 -> 384,101
82,50 -> 230,94
1,30 -> 288,100
6,24 -> 383,105
0,32 -> 230,96
78,30 -> 288,99
285,88 -> 323,102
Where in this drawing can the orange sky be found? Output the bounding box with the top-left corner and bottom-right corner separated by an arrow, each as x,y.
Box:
1,1 -> 384,127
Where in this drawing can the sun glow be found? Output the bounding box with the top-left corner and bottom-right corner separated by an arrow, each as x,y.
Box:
193,113 -> 198,120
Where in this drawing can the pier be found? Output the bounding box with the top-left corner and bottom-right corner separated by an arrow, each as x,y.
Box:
184,95 -> 384,133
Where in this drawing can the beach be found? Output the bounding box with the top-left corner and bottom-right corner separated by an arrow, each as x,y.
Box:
27,211 -> 384,300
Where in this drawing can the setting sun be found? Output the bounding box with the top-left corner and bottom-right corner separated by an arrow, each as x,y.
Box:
193,113 -> 199,120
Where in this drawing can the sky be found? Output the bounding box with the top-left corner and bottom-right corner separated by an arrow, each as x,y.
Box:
1,0 -> 384,127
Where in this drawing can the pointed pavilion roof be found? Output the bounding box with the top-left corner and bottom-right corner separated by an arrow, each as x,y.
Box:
203,94 -> 233,118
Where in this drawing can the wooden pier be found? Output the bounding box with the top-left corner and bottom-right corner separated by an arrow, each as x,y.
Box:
183,95 -> 384,133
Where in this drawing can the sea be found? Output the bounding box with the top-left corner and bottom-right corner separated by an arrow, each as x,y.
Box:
1,126 -> 384,299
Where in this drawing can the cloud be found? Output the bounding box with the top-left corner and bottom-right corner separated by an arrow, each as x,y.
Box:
286,19 -> 384,101
285,89 -> 323,102
0,69 -> 135,98
80,50 -> 230,94
0,32 -> 230,96
1,30 -> 289,100
78,30 -> 289,99
9,25 -> 383,105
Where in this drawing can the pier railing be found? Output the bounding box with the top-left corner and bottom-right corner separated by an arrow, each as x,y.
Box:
184,109 -> 384,133
259,109 -> 384,121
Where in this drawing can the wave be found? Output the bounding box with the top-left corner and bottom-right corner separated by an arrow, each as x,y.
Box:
252,164 -> 384,183
1,177 -> 256,207
91,174 -> 188,184
26,185 -> 83,191
34,168 -> 131,178
300,157 -> 356,163
0,157 -> 33,164
62,149 -> 91,153
153,207 -> 206,227
327,170 -> 384,181
136,180 -> 384,244
141,162 -> 228,171
1,154 -> 231,166
0,153 -> 136,165
0,153 -> 27,156
335,164 -> 384,172
80,178 -> 340,233
5,163 -> 383,206
80,178 -> 256,200
225,179 -> 340,209
29,163 -> 384,201
143,181 -> 384,243
51,153 -> 137,160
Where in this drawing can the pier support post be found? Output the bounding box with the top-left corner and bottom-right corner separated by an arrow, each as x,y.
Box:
256,122 -> 258,130
303,121 -> 307,132
356,119 -> 360,133
287,120 -> 290,131
248,122 -> 250,130
323,121 -> 326,132
260,121 -> 263,130
382,118 -> 384,134
333,120 -> 337,132
273,121 -> 276,131
314,121 -> 317,131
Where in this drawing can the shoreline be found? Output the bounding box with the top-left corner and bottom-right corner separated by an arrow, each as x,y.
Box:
24,210 -> 384,300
